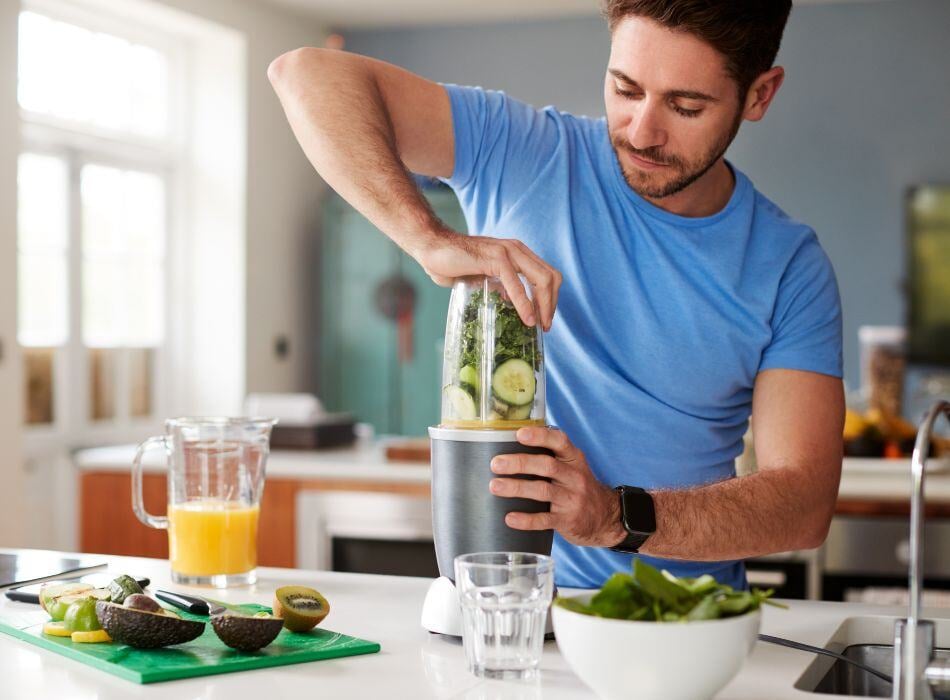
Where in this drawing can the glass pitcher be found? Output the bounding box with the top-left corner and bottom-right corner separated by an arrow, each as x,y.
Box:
132,417 -> 277,587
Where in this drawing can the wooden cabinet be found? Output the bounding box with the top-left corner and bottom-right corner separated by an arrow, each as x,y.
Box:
79,471 -> 429,568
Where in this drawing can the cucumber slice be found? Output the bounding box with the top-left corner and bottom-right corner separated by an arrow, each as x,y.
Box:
443,385 -> 477,420
459,365 -> 479,389
491,359 -> 536,407
492,397 -> 510,418
459,382 -> 478,399
506,403 -> 533,421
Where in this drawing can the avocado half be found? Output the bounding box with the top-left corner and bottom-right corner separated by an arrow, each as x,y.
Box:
211,613 -> 284,651
96,601 -> 205,649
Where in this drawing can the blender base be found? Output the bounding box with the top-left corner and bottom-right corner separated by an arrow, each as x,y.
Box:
421,576 -> 463,637
420,576 -> 555,638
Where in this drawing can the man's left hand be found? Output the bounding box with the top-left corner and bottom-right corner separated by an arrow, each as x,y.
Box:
489,427 -> 627,548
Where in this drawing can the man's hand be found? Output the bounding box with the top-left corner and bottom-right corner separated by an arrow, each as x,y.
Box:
489,427 -> 626,546
413,229 -> 561,331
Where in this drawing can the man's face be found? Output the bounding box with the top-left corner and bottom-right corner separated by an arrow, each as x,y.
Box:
605,17 -> 745,200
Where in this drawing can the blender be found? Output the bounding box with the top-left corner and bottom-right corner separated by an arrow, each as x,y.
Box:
421,276 -> 554,636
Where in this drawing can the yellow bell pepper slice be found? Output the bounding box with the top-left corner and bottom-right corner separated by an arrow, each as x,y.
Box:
71,629 -> 112,643
42,621 -> 73,637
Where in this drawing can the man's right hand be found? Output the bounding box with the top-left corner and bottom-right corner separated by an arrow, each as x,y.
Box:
412,229 -> 561,332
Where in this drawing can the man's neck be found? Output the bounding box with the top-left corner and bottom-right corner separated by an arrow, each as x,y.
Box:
641,159 -> 736,218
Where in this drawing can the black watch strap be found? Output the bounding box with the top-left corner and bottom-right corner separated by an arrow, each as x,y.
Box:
609,485 -> 656,554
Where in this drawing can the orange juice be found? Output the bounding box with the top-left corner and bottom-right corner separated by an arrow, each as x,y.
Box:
168,500 -> 259,576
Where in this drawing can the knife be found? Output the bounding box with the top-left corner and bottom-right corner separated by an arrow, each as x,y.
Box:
154,589 -> 231,616
0,563 -> 109,592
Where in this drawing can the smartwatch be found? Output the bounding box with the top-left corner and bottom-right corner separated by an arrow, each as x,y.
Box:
609,485 -> 656,554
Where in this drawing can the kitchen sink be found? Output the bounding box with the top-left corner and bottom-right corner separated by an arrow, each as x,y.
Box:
796,616 -> 950,697
811,644 -> 950,697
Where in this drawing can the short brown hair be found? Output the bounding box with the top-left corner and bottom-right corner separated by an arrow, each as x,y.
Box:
602,0 -> 792,98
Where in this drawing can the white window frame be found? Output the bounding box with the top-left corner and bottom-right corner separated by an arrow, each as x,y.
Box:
19,0 -> 188,454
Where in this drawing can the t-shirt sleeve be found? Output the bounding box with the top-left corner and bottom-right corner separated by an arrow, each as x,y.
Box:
439,83 -> 562,232
759,236 -> 843,378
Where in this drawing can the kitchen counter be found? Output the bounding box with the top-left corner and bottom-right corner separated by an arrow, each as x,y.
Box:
2,549 -> 948,699
74,443 -> 950,505
74,440 -> 432,484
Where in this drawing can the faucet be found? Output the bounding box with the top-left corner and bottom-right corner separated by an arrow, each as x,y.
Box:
893,400 -> 950,700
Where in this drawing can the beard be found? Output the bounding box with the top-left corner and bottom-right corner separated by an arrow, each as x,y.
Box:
611,109 -> 743,199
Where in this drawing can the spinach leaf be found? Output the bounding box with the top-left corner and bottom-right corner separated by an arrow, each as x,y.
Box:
459,289 -> 541,375
634,559 -> 694,613
555,559 -> 781,624
686,592 -> 722,621
587,573 -> 644,619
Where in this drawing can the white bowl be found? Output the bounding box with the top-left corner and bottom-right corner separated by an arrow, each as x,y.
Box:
552,592 -> 761,700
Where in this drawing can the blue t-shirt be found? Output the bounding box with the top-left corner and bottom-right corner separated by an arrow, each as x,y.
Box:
439,84 -> 843,590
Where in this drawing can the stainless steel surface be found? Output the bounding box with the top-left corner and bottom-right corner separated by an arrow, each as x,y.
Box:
893,400 -> 950,700
812,645 -> 950,697
759,634 -> 894,685
926,658 -> 950,687
824,517 -> 950,578
429,434 -> 554,581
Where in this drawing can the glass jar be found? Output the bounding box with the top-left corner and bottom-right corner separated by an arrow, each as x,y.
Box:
440,276 -> 546,429
859,325 -> 906,418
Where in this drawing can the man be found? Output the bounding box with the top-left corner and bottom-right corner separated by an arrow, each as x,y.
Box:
268,0 -> 844,589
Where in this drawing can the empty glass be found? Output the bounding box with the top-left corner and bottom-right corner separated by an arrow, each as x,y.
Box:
455,552 -> 554,680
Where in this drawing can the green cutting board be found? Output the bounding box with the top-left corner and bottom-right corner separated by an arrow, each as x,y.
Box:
0,603 -> 380,684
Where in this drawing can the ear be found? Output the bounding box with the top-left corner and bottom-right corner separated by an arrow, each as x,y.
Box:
742,66 -> 785,122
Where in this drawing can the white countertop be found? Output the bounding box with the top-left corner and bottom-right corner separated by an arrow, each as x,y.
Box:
74,443 -> 950,503
74,440 -> 432,484
2,549 -> 947,700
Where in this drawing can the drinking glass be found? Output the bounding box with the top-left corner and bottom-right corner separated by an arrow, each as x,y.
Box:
132,417 -> 277,587
455,552 -> 554,680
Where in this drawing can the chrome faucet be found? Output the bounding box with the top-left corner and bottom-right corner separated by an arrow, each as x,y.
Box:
893,400 -> 950,700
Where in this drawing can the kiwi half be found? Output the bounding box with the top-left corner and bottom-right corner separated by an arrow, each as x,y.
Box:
272,586 -> 330,632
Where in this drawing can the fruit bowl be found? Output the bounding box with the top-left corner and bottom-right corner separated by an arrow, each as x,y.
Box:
552,591 -> 761,700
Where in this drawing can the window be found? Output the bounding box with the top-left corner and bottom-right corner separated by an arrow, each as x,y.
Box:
18,10 -> 169,138
17,4 -> 179,439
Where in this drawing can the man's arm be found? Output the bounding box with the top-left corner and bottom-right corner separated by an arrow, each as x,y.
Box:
490,368 -> 844,559
640,369 -> 844,559
267,48 -> 560,329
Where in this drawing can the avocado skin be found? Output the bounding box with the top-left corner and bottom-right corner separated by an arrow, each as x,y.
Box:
96,601 -> 205,648
210,614 -> 284,651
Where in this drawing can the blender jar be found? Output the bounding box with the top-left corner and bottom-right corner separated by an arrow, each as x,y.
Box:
440,276 -> 546,429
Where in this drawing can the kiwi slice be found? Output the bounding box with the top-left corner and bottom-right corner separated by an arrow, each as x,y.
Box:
272,586 -> 330,632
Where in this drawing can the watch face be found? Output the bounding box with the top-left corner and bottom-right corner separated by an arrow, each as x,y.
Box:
621,488 -> 656,534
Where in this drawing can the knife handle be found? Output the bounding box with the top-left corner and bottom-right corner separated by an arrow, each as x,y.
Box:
155,589 -> 209,615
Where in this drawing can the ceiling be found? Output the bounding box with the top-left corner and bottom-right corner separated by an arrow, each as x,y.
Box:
259,0 -> 877,29
260,0 -> 614,29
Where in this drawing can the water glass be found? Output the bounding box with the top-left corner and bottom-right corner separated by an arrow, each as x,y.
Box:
455,552 -> 554,680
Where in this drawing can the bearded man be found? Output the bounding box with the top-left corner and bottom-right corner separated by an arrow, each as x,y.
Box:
269,0 -> 844,589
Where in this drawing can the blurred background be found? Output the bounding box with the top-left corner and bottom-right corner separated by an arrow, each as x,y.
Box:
0,0 -> 947,602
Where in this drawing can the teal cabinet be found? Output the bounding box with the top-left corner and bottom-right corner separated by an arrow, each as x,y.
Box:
319,186 -> 467,436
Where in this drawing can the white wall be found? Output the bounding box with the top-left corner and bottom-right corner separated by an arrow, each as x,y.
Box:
150,0 -> 328,395
0,0 -> 25,547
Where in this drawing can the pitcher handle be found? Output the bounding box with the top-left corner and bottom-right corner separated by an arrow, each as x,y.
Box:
132,436 -> 169,530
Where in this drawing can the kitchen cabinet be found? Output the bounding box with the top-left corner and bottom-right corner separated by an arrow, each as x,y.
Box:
79,470 -> 429,568
318,185 -> 466,437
